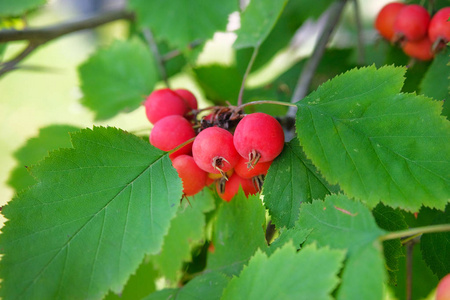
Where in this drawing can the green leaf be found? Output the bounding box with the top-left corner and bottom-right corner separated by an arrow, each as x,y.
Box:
151,190 -> 215,281
297,194 -> 387,300
221,243 -> 345,300
0,0 -> 46,17
372,204 -> 408,285
296,65 -> 450,211
419,205 -> 450,279
0,127 -> 183,300
104,260 -> 158,300
7,125 -> 80,193
206,190 -> 268,276
263,138 -> 339,229
79,39 -> 158,120
266,227 -> 311,255
420,51 -> 450,119
144,289 -> 178,300
128,0 -> 239,49
234,0 -> 288,49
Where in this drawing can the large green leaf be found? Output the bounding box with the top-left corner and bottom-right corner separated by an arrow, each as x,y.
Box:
234,0 -> 288,49
0,127 -> 182,300
0,0 -> 46,17
7,125 -> 80,193
266,227 -> 311,255
372,204 -> 407,286
221,243 -> 345,300
151,190 -> 215,281
206,191 -> 268,276
79,39 -> 158,120
263,138 -> 339,229
296,65 -> 450,211
128,0 -> 239,49
297,194 -> 387,300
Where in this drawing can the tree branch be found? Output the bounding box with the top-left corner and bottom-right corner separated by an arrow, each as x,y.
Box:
143,28 -> 170,88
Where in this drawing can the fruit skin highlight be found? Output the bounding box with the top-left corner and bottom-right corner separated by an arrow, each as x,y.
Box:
393,4 -> 430,42
428,7 -> 450,45
172,155 -> 207,196
375,2 -> 406,41
145,88 -> 188,124
233,113 -> 284,164
192,127 -> 240,174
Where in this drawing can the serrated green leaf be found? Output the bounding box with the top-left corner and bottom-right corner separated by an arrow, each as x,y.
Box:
263,138 -> 339,229
296,65 -> 450,211
419,205 -> 450,279
7,125 -> 80,193
266,227 -> 311,255
0,0 -> 46,17
128,0 -> 238,49
144,289 -> 178,300
221,243 -> 345,300
372,204 -> 408,285
234,0 -> 288,49
79,39 -> 158,120
0,127 -> 182,300
206,190 -> 267,276
297,194 -> 387,300
104,260 -> 158,300
420,51 -> 450,119
151,190 -> 215,281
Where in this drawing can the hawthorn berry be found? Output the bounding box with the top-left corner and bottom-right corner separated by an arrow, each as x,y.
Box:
233,113 -> 284,166
428,7 -> 450,46
172,155 -> 207,196
192,127 -> 240,174
393,5 -> 430,42
402,37 -> 434,61
150,115 -> 195,159
145,88 -> 188,124
375,2 -> 406,41
175,89 -> 198,110
436,273 -> 450,300
216,173 -> 258,202
234,156 -> 272,179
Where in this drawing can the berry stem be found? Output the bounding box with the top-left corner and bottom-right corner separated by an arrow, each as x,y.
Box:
143,28 -> 170,88
167,137 -> 195,155
237,46 -> 260,107
379,224 -> 450,242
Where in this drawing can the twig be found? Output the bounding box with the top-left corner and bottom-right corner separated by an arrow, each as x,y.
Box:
0,9 -> 134,77
143,28 -> 170,88
287,0 -> 348,116
379,224 -> 450,242
238,100 -> 297,110
237,46 -> 259,106
352,0 -> 365,64
405,239 -> 417,300
161,39 -> 204,61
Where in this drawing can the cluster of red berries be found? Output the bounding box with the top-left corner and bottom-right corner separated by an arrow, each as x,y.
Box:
375,3 -> 449,61
144,88 -> 285,202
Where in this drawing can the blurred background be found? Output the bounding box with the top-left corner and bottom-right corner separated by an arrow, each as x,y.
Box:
0,0 -> 391,206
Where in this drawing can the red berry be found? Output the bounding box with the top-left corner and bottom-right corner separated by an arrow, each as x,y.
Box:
234,156 -> 272,179
375,2 -> 406,41
394,5 -> 430,42
172,155 -> 207,196
145,88 -> 188,124
428,7 -> 450,45
216,173 -> 258,202
192,127 -> 240,174
436,273 -> 450,300
150,115 -> 195,159
233,113 -> 284,165
175,89 -> 198,110
402,36 -> 434,61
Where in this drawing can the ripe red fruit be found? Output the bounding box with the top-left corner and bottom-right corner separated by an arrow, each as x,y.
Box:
233,113 -> 284,165
428,7 -> 450,45
234,156 -> 272,179
175,89 -> 198,110
172,155 -> 207,196
216,173 -> 258,202
150,115 -> 195,159
402,37 -> 434,61
145,88 -> 188,124
393,5 -> 430,42
192,127 -> 240,174
436,273 -> 450,300
375,2 -> 406,41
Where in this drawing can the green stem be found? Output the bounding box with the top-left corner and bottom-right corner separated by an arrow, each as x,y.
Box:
379,224 -> 450,242
168,137 -> 196,155
237,46 -> 259,107
238,100 -> 297,110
